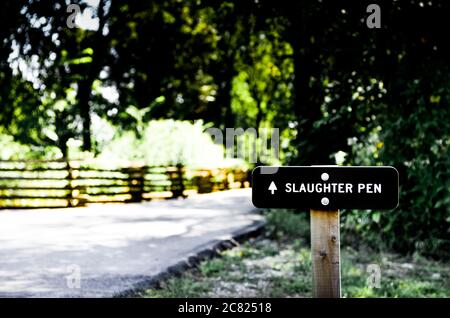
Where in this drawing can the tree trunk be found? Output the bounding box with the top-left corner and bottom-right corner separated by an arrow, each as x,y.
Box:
78,78 -> 93,152
77,0 -> 109,152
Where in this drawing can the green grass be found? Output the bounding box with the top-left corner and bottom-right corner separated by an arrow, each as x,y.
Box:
140,210 -> 450,298
144,273 -> 212,298
341,246 -> 450,297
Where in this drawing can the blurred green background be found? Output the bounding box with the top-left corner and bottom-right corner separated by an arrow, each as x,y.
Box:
0,0 -> 449,261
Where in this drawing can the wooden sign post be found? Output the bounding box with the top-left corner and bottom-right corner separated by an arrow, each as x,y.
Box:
310,209 -> 340,298
252,166 -> 399,298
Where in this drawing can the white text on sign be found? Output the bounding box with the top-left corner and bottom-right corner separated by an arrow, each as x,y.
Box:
285,183 -> 382,194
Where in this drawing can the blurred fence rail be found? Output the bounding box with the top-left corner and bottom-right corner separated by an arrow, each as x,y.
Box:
0,160 -> 250,209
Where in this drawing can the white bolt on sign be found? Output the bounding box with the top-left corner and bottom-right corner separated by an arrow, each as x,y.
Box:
66,264 -> 81,289
367,264 -> 381,288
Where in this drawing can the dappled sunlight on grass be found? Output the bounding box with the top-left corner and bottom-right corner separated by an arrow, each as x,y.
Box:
141,209 -> 449,298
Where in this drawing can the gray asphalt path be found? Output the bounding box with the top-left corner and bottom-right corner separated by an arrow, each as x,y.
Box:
0,189 -> 263,297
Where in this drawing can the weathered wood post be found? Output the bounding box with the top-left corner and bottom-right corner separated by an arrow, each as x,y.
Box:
310,209 -> 341,298
124,166 -> 144,202
66,160 -> 86,207
66,160 -> 76,207
194,169 -> 212,194
169,164 -> 185,198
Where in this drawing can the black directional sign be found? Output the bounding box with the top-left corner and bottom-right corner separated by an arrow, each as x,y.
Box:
252,166 -> 399,210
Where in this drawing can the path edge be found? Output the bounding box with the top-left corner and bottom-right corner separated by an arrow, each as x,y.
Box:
115,219 -> 266,298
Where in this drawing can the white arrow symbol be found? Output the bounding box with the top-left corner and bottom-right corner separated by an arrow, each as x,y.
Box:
268,181 -> 277,194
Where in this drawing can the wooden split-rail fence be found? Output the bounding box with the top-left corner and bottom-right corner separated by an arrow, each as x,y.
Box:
0,160 -> 250,209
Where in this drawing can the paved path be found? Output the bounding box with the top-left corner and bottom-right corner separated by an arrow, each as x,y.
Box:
0,189 -> 263,297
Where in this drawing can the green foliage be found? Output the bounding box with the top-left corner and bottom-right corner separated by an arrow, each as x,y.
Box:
144,273 -> 212,298
342,73 -> 450,260
141,209 -> 449,298
0,0 -> 448,261
264,209 -> 310,241
0,134 -> 30,160
341,247 -> 450,298
231,17 -> 294,129
141,236 -> 449,298
200,258 -> 227,276
96,119 -> 243,168
0,133 -> 61,160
